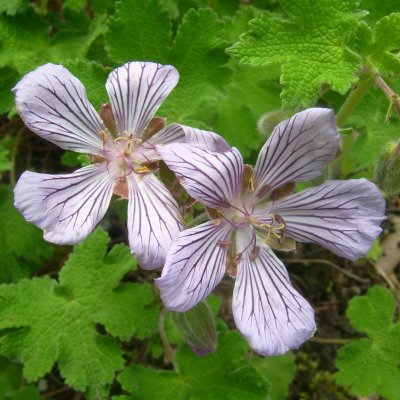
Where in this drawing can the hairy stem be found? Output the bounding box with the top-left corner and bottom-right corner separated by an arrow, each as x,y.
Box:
373,74 -> 400,119
10,127 -> 24,187
159,308 -> 178,371
336,74 -> 374,127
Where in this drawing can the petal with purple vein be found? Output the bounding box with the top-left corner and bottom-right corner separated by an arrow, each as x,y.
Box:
232,243 -> 315,356
254,108 -> 339,199
106,62 -> 179,136
141,123 -> 231,162
127,173 -> 184,269
156,221 -> 233,311
158,144 -> 243,209
13,63 -> 105,155
272,179 -> 386,260
14,163 -> 116,244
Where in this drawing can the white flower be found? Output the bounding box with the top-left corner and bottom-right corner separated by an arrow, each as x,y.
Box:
155,108 -> 386,354
13,61 -> 229,269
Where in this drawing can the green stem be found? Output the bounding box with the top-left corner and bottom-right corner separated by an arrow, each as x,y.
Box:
336,74 -> 374,127
310,337 -> 352,345
10,127 -> 24,187
159,308 -> 178,371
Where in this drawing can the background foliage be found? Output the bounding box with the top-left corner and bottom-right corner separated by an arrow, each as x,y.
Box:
0,0 -> 399,399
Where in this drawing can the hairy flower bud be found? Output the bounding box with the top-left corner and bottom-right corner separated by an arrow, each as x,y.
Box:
375,141 -> 400,194
173,302 -> 217,356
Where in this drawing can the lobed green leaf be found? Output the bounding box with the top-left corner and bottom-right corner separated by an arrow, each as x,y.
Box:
0,228 -> 159,397
227,0 -> 363,109
335,286 -> 400,400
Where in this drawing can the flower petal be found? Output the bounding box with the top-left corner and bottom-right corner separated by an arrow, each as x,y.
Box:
272,179 -> 386,260
153,124 -> 231,151
232,244 -> 316,356
106,62 -> 179,136
140,124 -> 231,162
156,221 -> 233,311
127,173 -> 184,269
253,108 -> 339,198
178,125 -> 231,151
158,144 -> 244,208
13,63 -> 104,155
14,164 -> 116,244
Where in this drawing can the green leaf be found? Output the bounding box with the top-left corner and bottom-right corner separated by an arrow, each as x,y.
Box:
252,352 -> 296,400
0,11 -> 106,112
227,0 -> 362,109
345,85 -> 400,170
0,0 -> 29,16
365,13 -> 400,75
223,5 -> 260,43
335,286 -> 400,400
209,6 -> 281,157
160,8 -> 230,124
0,11 -> 105,73
0,356 -> 43,400
0,185 -> 53,283
360,0 -> 400,24
63,0 -> 87,12
105,0 -> 171,63
118,327 -> 270,399
213,63 -> 281,158
0,66 -> 18,114
0,228 -> 158,395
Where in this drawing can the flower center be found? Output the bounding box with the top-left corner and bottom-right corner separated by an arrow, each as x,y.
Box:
101,130 -> 152,177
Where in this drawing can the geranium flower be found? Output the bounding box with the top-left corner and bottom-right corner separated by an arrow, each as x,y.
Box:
13,61 -> 229,269
156,108 -> 386,355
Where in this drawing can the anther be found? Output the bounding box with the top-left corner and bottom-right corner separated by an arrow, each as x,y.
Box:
249,177 -> 255,192
100,130 -> 108,149
216,209 -> 225,218
136,166 -> 150,174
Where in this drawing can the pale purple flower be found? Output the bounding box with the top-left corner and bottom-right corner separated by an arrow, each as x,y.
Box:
13,61 -> 229,269
156,108 -> 386,355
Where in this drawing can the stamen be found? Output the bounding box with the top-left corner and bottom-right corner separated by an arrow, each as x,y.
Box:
216,209 -> 225,218
249,177 -> 255,192
114,137 -> 125,144
125,141 -> 134,154
213,219 -> 221,226
136,166 -> 150,174
100,130 -> 108,149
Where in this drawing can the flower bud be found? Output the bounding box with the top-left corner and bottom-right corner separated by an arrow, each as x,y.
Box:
375,141 -> 400,194
173,301 -> 217,356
